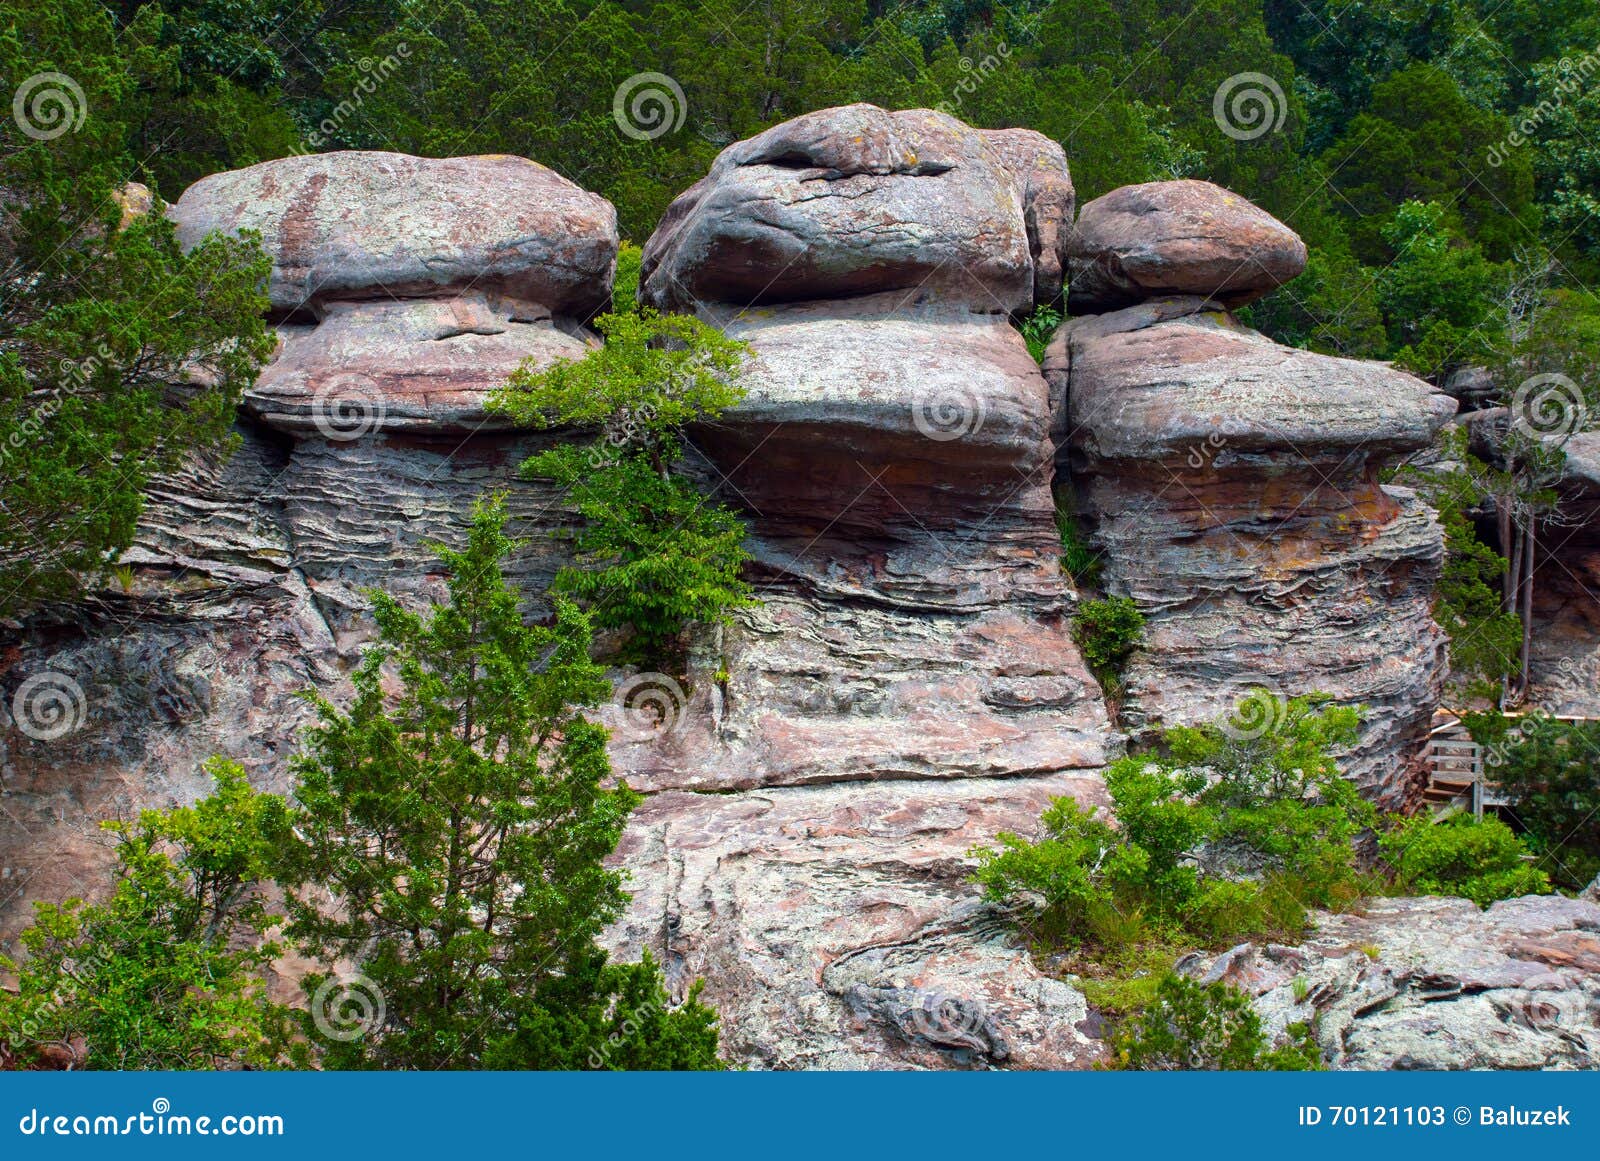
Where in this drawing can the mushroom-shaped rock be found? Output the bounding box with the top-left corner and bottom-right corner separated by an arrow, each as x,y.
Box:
641,104 -> 1072,316
171,151 -> 618,318
1051,297 -> 1455,804
1064,299 -> 1456,463
1067,179 -> 1306,312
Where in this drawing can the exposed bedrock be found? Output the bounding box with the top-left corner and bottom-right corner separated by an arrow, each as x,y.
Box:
1180,894 -> 1600,1069
1047,297 -> 1456,804
3,127 -> 1114,1071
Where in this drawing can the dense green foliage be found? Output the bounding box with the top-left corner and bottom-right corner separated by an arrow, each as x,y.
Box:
492,310 -> 754,661
1468,711 -> 1600,890
273,500 -> 722,1069
0,759 -> 295,1070
972,696 -> 1372,954
0,0 -> 275,615
6,0 -> 1589,356
1379,813 -> 1549,907
1071,596 -> 1144,690
1112,974 -> 1321,1071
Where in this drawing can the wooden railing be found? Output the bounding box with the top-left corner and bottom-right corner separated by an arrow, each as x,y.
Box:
1422,709 -> 1597,819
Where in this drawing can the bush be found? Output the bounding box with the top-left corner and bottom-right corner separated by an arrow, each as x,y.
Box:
0,760 -> 296,1070
1072,596 -> 1144,689
973,695 -> 1369,952
1054,495 -> 1102,588
1112,975 -> 1322,1071
1019,305 -> 1062,363
1379,814 -> 1550,907
492,308 -> 755,661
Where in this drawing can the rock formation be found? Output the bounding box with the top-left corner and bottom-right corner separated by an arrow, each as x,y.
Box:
1529,429 -> 1600,716
617,104 -> 1114,1065
1,110 -> 1493,1069
1066,179 -> 1306,313
1179,894 -> 1600,1069
1047,196 -> 1456,805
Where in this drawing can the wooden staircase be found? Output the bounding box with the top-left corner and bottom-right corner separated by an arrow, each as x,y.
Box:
1423,713 -> 1487,818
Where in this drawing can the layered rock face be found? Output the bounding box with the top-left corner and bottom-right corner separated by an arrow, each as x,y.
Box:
1180,894 -> 1600,1069
1049,216 -> 1456,803
0,153 -> 610,961
2,123 -> 1115,1070
615,105 -> 1115,1065
2,115 -> 1477,1070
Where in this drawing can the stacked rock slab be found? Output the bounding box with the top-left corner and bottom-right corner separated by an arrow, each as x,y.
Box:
623,104 -> 1114,1066
0,154 -> 616,972
1051,180 -> 1456,804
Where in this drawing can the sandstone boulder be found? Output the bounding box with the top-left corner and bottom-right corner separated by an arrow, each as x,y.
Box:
641,104 -> 1071,316
1067,180 -> 1306,312
246,295 -> 597,434
1178,895 -> 1600,1069
604,773 -> 1111,1069
171,151 -> 617,317
1050,299 -> 1455,803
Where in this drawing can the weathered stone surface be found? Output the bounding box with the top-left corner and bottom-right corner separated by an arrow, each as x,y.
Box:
1178,894 -> 1600,1069
599,292 -> 1115,795
1067,180 -> 1306,312
247,295 -> 597,434
603,773 -> 1110,1069
171,152 -> 617,318
641,104 -> 1070,316
692,294 -> 1054,519
1529,429 -> 1600,715
977,128 -> 1075,306
1050,299 -> 1456,803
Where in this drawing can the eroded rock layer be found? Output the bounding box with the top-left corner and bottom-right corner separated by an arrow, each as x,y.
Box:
1049,297 -> 1456,804
3,128 -> 1114,1071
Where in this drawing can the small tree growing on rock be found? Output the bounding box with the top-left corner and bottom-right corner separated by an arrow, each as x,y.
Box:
0,759 -> 295,1070
273,498 -> 722,1069
492,309 -> 754,664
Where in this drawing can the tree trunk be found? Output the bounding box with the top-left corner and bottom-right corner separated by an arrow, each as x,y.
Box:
1519,520 -> 1536,697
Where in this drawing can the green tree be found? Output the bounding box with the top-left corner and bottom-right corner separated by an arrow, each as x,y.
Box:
1477,712 -> 1600,890
1377,200 -> 1504,380
972,695 -> 1371,950
1394,428 -> 1523,699
492,309 -> 754,662
1321,65 -> 1535,264
1113,974 -> 1322,1071
0,758 -> 294,1070
274,498 -> 721,1069
0,0 -> 275,616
